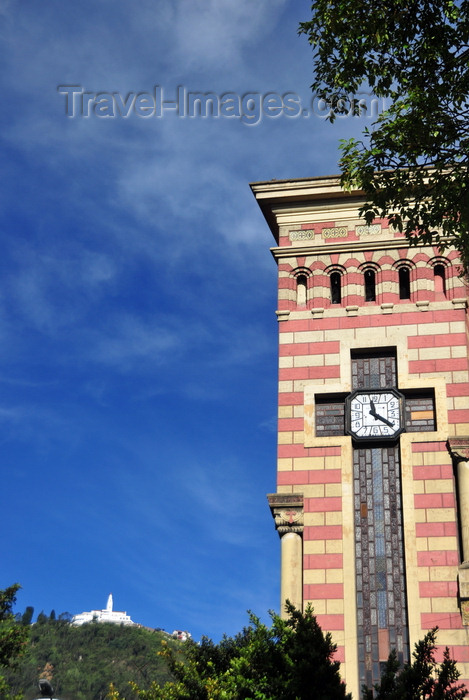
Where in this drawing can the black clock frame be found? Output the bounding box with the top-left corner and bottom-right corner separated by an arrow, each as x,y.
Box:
345,387 -> 406,442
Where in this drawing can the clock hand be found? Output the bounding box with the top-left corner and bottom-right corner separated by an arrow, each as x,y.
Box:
368,401 -> 395,428
369,410 -> 394,428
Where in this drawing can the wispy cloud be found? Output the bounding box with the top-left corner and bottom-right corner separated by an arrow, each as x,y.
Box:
1,0 -> 358,642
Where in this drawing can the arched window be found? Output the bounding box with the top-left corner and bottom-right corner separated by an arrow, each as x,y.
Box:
434,264 -> 446,295
398,267 -> 411,299
364,269 -> 376,301
330,271 -> 341,304
296,274 -> 307,306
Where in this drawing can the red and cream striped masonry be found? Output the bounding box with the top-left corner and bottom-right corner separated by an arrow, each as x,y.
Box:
277,260 -> 469,672
251,176 -> 469,696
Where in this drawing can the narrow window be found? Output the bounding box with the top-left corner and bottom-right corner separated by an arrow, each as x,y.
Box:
364,269 -> 376,301
434,264 -> 446,295
296,274 -> 307,306
330,272 -> 341,304
398,267 -> 410,299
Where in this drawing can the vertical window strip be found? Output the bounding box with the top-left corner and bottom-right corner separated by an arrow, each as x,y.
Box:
296,274 -> 307,305
330,271 -> 341,304
365,269 -> 376,301
434,264 -> 446,295
398,267 -> 411,299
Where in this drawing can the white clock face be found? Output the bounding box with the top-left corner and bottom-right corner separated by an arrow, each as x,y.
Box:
347,391 -> 403,440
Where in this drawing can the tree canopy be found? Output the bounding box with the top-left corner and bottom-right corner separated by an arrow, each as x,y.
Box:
109,603 -> 351,700
365,627 -> 468,700
109,608 -> 469,700
0,584 -> 29,700
300,0 -> 469,269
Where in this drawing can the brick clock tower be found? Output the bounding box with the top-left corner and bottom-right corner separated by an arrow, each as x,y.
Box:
251,175 -> 469,697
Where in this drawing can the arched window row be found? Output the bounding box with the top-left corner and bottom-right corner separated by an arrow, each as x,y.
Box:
292,260 -> 450,306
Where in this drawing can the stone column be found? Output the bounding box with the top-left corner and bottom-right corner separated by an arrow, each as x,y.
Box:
448,438 -> 469,561
447,438 -> 469,624
457,459 -> 469,563
267,493 -> 304,617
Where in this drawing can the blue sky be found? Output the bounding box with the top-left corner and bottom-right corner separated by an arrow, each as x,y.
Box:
1,0 -> 371,641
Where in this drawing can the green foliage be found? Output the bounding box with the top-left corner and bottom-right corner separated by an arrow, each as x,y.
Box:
300,0 -> 469,269
364,628 -> 468,700
110,602 -> 351,700
5,617 -> 179,700
20,608 -> 34,628
0,584 -> 29,700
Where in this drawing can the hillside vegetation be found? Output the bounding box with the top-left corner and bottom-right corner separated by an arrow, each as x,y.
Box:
5,616 -> 181,700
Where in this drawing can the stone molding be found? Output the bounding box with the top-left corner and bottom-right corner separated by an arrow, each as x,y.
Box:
275,310 -> 290,322
267,493 -> 304,536
270,237 -> 454,260
447,437 -> 469,462
311,307 -> 325,318
452,298 -> 468,309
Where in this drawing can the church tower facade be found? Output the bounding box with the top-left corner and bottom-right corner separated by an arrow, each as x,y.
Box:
251,175 -> 469,697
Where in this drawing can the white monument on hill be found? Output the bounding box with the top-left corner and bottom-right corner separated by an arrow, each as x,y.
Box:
71,594 -> 135,626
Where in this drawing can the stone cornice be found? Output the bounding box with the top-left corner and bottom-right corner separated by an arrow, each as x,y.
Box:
270,236 -> 455,260
250,175 -> 345,201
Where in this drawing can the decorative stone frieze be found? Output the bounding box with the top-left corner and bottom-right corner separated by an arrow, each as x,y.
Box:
322,226 -> 348,239
356,224 -> 382,236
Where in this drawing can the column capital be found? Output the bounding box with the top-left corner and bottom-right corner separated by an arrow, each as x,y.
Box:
267,493 -> 304,536
447,437 -> 469,461
459,565 -> 469,625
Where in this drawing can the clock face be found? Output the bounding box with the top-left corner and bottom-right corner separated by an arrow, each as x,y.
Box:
345,389 -> 405,441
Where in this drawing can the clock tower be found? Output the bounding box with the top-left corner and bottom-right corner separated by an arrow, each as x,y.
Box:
251,175 -> 469,697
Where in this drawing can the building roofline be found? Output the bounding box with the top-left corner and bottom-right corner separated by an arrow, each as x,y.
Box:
250,175 -> 365,243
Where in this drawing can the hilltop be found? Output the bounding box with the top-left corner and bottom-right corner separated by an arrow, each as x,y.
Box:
5,615 -> 183,700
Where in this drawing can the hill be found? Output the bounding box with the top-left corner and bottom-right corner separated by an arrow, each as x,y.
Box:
5,616 -> 182,700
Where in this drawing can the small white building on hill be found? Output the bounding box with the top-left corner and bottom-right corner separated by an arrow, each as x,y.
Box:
71,594 -> 135,626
